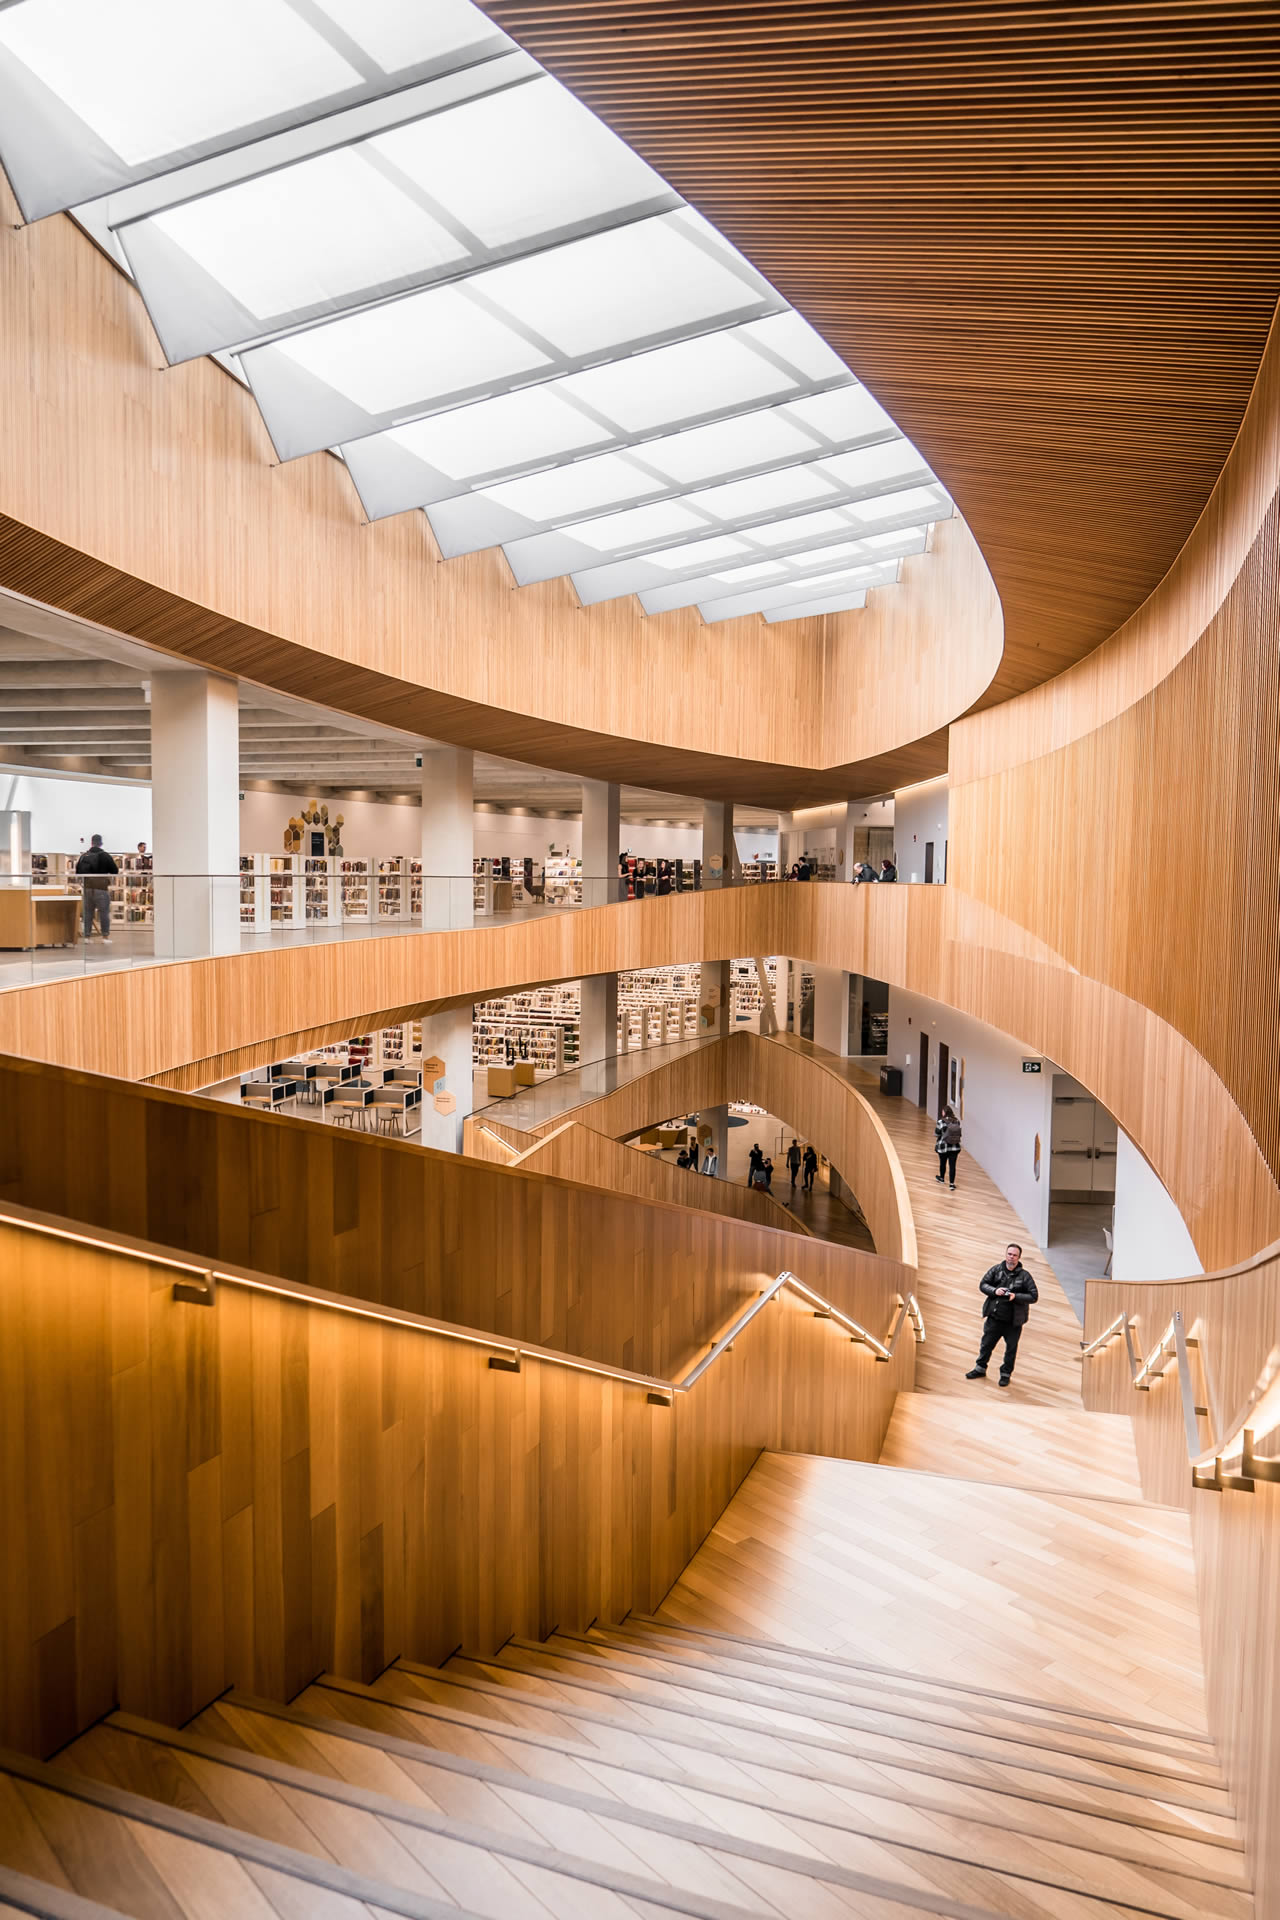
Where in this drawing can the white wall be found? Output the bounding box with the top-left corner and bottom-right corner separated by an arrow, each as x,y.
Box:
888,985 -> 1054,1248
9,774 -> 151,854
893,777 -> 949,882
782,799 -> 892,864
1112,1131 -> 1203,1283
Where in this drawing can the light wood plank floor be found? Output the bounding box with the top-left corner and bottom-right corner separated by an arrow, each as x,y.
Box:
657,1451 -> 1208,1733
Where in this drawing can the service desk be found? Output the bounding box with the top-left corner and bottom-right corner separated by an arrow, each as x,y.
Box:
0,889 -> 80,949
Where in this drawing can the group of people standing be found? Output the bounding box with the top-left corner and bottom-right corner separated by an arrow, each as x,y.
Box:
853,859 -> 897,882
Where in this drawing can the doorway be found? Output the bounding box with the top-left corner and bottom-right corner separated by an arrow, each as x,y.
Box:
937,1042 -> 950,1118
917,1032 -> 929,1108
924,842 -> 934,884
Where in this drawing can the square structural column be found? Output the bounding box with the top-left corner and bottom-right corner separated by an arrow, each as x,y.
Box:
582,777 -> 620,909
580,972 -> 618,1065
150,669 -> 239,958
421,747 -> 473,928
812,966 -> 852,1056
697,1103 -> 730,1178
416,1006 -> 472,1153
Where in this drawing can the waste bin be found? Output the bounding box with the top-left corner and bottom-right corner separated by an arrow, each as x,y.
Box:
879,1064 -> 903,1096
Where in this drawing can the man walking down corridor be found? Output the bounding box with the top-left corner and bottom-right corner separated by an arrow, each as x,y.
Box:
966,1243 -> 1038,1387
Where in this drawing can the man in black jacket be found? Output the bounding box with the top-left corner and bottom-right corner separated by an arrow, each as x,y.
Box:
966,1243 -> 1038,1387
74,834 -> 118,943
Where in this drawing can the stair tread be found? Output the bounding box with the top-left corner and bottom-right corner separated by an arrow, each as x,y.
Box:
56,1713 -> 1249,1920
0,1863 -> 133,1920
517,1635 -> 1220,1781
0,1749 -> 476,1919
625,1619 -> 1215,1748
214,1691 -> 1250,1918
331,1668 -> 1240,1845
579,1626 -> 1213,1757
437,1650 -> 1231,1810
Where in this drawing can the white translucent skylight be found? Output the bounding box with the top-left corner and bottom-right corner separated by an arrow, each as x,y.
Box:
0,0 -> 953,625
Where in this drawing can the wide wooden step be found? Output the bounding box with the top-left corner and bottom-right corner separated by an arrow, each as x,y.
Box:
0,1747 -> 478,1919
0,1865 -> 132,1920
205,1691 -> 1249,1920
603,1620 -> 1216,1752
516,1632 -> 1219,1782
55,1711 -> 1249,1920
316,1666 -> 1241,1851
441,1647 -> 1232,1812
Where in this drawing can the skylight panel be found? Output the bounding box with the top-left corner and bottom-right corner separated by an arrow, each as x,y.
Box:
820,439 -> 932,492
847,484 -> 948,522
264,283 -> 549,417
781,385 -> 899,443
0,0 -> 357,168
0,0 -> 510,218
478,210 -> 771,358
763,591 -> 869,624
642,537 -> 754,572
746,310 -> 849,381
482,454 -> 665,522
640,411 -> 818,486
692,464 -> 838,523
563,332 -> 803,434
135,149 -> 467,358
391,388 -> 612,481
699,561 -> 899,622
556,499 -> 709,553
373,76 -> 668,250
751,511 -> 851,548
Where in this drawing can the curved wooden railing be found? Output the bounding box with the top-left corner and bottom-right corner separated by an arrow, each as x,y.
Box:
0,1196 -> 919,1759
1,881 -> 1272,1271
480,1027 -> 913,1271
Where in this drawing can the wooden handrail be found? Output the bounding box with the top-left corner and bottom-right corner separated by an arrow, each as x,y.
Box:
1082,1305 -> 1280,1492
0,1197 -> 924,1404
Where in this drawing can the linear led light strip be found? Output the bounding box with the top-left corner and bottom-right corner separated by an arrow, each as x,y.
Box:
0,1202 -> 924,1404
1082,1302 -> 1280,1490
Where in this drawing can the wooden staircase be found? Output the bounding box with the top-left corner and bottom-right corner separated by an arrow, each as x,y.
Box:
0,1612 -> 1249,1920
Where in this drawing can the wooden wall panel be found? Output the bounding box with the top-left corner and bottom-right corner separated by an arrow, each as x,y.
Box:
1,880 -> 1272,1270
0,178 -> 997,805
1082,1252 -> 1280,1918
0,1215 -> 906,1760
946,293 -> 1280,1220
0,1049 -> 911,1388
508,1117 -> 811,1237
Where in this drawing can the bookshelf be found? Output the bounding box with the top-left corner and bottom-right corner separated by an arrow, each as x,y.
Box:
472,983 -> 580,1074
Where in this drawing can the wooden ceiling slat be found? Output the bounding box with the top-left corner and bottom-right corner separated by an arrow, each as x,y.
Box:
483,0 -> 1280,701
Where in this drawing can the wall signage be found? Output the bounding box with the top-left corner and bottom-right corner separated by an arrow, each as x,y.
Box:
1022,1059 -> 1043,1073
433,1091 -> 456,1116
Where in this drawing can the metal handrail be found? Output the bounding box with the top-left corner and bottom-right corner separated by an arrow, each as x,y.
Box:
0,1199 -> 924,1408
1082,1305 -> 1280,1493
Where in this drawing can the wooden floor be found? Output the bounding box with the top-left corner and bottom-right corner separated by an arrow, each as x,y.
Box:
656,1451 -> 1207,1733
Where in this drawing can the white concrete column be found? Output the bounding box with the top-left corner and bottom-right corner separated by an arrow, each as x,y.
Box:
836,802 -> 859,882
150,669 -> 239,957
421,747 -> 473,928
701,800 -> 738,885
698,1103 -> 730,1179
579,972 -> 618,1064
581,778 -> 620,908
812,965 -> 852,1056
416,1006 -> 473,1153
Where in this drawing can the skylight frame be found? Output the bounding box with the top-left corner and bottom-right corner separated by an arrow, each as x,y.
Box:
106,61 -> 682,365
497,473 -> 948,588
240,207 -> 786,462
569,499 -> 950,604
635,528 -> 929,616
0,0 -> 516,220
422,408 -> 915,559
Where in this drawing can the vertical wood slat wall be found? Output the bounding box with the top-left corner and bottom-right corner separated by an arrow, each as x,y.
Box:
0,1053 -> 910,1388
0,1218 -> 905,1763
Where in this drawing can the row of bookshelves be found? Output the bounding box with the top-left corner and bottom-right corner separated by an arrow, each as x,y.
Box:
472,983 -> 582,1073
